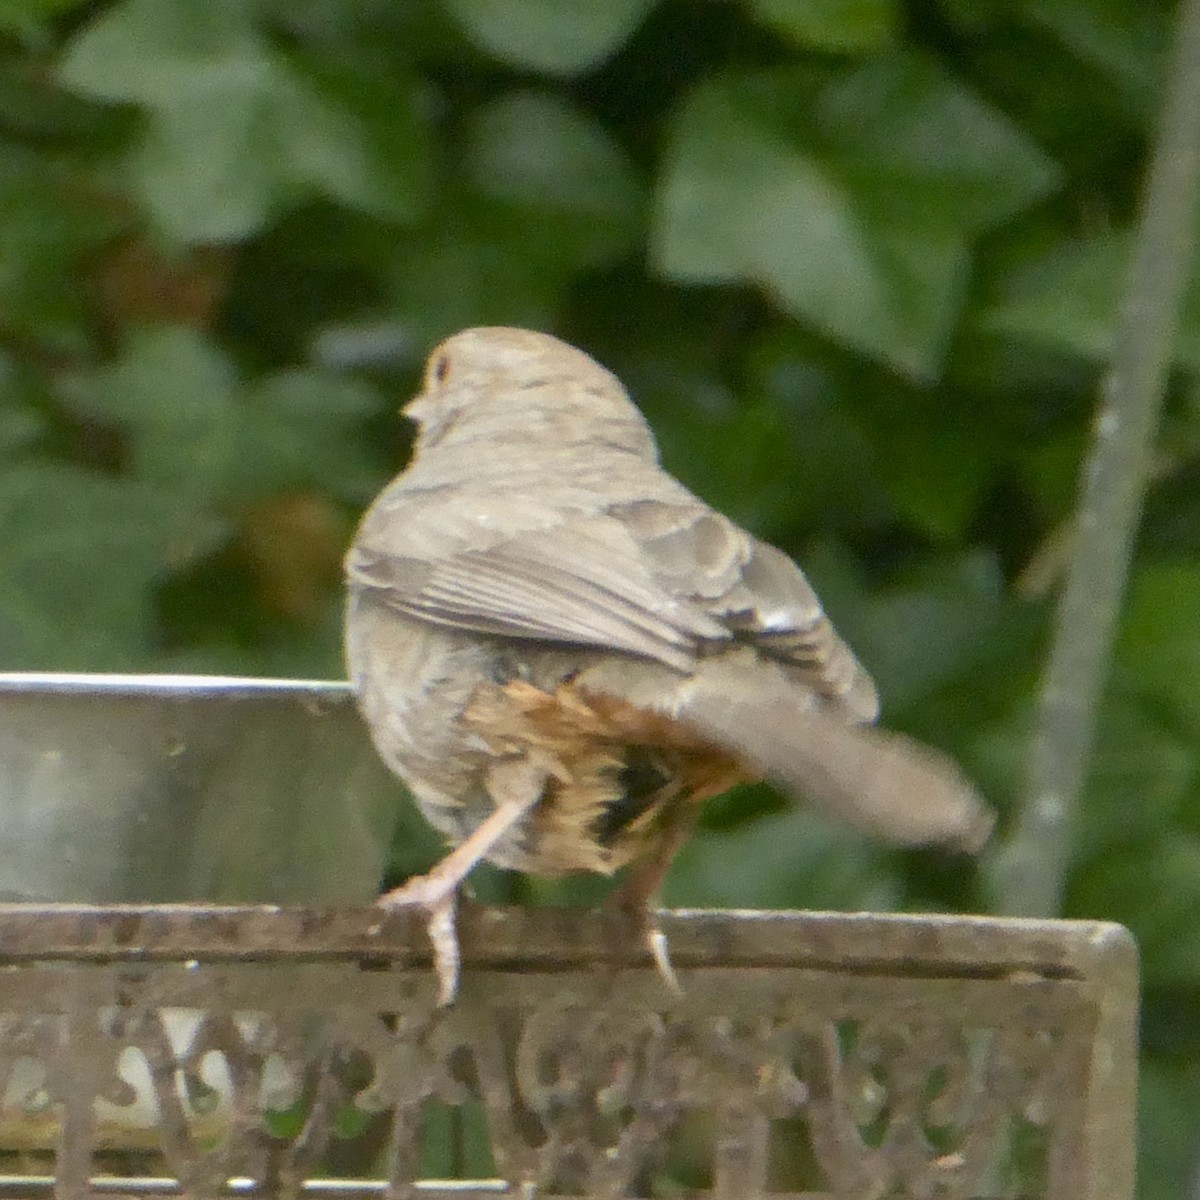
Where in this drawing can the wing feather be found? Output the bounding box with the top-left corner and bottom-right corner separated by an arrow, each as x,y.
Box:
616,500 -> 879,721
348,489 -> 877,718
347,514 -> 731,672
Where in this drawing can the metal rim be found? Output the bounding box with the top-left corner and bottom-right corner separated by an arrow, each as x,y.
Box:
0,673 -> 353,698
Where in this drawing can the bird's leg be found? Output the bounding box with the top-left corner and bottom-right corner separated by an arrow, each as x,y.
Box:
378,758 -> 546,1004
609,799 -> 700,993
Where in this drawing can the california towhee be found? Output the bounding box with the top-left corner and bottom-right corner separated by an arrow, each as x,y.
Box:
345,327 -> 993,1003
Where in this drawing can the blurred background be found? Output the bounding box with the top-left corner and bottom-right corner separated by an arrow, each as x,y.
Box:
0,0 -> 1192,1192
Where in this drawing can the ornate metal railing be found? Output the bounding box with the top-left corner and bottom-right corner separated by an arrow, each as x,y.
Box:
0,904 -> 1136,1200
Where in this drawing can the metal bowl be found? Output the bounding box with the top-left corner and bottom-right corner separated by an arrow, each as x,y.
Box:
0,674 -> 402,904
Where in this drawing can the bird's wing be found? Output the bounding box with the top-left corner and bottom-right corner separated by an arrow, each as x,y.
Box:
614,500 -> 879,722
346,503 -> 732,673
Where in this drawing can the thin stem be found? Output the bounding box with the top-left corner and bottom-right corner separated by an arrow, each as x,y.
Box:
992,0 -> 1200,917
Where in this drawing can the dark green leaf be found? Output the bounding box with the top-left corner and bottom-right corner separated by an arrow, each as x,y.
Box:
59,0 -> 428,239
653,57 -> 1059,377
665,808 -> 900,911
935,0 -> 1006,31
750,0 -> 898,52
0,0 -> 96,37
872,424 -> 993,541
463,91 -> 645,268
1135,1061 -> 1200,1200
0,464 -> 180,668
836,551 -> 1010,709
242,369 -> 383,500
90,325 -> 241,498
383,209 -> 570,347
1075,687 -> 1199,863
444,0 -> 659,76
1114,560 -> 1200,732
0,359 -> 47,458
978,230 -> 1200,370
1020,0 -> 1167,117
287,55 -> 434,226
0,144 -> 121,350
1069,834 -> 1200,986
0,60 -> 120,137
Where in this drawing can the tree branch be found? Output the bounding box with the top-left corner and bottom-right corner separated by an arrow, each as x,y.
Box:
992,0 -> 1200,916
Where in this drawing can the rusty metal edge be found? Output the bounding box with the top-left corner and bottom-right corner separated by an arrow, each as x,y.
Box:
1075,924 -> 1140,1200
0,905 -> 1135,981
0,1179 -> 848,1199
0,1182 -> 847,1200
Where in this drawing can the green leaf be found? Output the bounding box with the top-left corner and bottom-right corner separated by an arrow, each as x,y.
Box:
1020,0 -> 1166,117
1136,1061 -> 1200,1200
935,0 -> 1005,32
653,76 -> 963,378
1069,834 -> 1200,986
872,424 -> 993,541
243,368 -> 383,500
59,0 -> 428,240
0,359 -> 47,459
750,0 -> 898,52
742,331 -> 881,528
653,57 -> 1060,378
132,91 -> 279,242
665,808 -> 901,911
833,551 -> 1011,710
977,230 -> 1200,370
0,145 -> 121,351
287,54 -> 433,225
671,396 -> 814,533
0,464 -> 179,668
0,0 -> 93,38
0,408 -> 43,458
91,325 -> 241,498
463,91 -> 645,268
87,332 -> 383,514
1114,560 -> 1200,733
804,54 -> 1061,231
0,58 -> 120,137
1074,687 -> 1200,864
383,210 -> 570,347
444,0 -> 659,76
58,0 -> 260,105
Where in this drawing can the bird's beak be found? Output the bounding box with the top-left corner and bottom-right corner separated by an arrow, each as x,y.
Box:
401,390 -> 459,448
401,391 -> 431,421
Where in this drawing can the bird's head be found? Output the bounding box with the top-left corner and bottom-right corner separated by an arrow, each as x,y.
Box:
402,327 -> 657,462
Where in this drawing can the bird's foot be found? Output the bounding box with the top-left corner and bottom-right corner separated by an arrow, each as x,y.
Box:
645,913 -> 683,995
375,774 -> 547,1006
377,874 -> 461,1006
606,884 -> 683,996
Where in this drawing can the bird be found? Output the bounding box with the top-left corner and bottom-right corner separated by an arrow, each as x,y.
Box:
344,327 -> 993,1003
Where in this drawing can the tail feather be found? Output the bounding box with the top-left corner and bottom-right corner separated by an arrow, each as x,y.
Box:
673,669 -> 993,852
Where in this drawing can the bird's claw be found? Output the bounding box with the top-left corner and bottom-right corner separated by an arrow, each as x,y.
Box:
377,876 -> 461,1006
646,920 -> 683,995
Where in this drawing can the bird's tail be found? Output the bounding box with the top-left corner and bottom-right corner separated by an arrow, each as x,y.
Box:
671,666 -> 994,853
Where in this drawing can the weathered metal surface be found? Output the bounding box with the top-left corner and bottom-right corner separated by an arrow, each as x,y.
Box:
0,676 -> 399,905
0,905 -> 1136,1200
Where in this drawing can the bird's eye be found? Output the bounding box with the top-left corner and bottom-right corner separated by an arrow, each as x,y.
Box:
430,354 -> 451,385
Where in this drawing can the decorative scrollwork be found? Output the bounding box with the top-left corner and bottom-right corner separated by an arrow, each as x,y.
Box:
0,907 -> 1136,1199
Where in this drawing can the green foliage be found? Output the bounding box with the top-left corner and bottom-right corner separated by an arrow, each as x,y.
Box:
749,0 -> 899,52
58,0 -> 430,238
0,0 -> 1190,1188
444,0 -> 660,75
653,53 -> 1060,378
